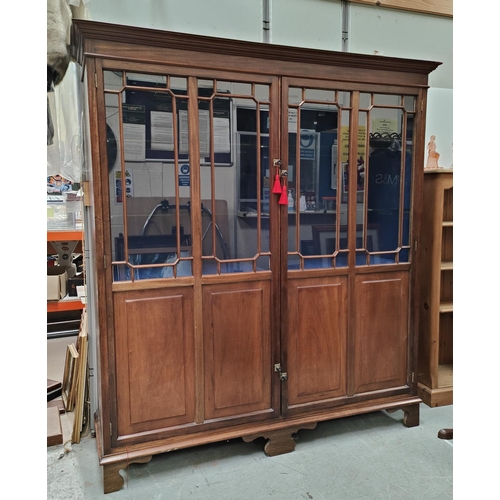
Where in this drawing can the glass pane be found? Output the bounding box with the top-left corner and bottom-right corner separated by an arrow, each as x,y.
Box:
305,88 -> 336,102
104,87 -> 125,280
355,111 -> 368,256
204,81 -> 272,275
404,96 -> 415,112
238,133 -> 270,215
126,73 -> 167,87
212,81 -> 249,96
198,80 -> 215,95
169,77 -> 187,93
288,254 -> 300,270
365,94 -> 414,265
400,112 -> 414,263
287,86 -> 350,271
255,84 -> 269,101
104,70 -> 124,92
339,92 -> 351,107
359,92 -> 371,109
289,87 -> 302,105
109,71 -> 193,281
373,93 -> 401,106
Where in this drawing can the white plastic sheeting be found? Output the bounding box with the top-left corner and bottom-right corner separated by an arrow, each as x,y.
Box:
47,62 -> 85,183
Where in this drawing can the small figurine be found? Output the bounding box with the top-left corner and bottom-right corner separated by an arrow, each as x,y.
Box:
425,135 -> 440,169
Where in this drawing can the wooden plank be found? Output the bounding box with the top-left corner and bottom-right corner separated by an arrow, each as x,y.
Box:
438,363 -> 453,388
439,301 -> 453,313
418,382 -> 453,407
72,309 -> 88,444
47,407 -> 63,447
350,0 -> 452,18
47,379 -> 62,392
62,343 -> 79,412
47,399 -> 66,414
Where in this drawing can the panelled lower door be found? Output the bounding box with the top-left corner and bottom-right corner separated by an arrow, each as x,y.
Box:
280,79 -> 416,415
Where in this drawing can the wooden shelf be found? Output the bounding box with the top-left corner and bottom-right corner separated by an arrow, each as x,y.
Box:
440,261 -> 453,271
437,363 -> 453,388
442,221 -> 453,227
439,302 -> 453,313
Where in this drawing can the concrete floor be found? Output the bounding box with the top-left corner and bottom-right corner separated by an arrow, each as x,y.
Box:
48,335 -> 453,499
47,403 -> 453,499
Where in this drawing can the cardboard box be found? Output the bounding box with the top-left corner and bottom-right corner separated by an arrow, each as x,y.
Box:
47,266 -> 67,300
68,274 -> 84,297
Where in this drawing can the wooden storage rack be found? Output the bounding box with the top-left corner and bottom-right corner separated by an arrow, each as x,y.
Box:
417,169 -> 453,407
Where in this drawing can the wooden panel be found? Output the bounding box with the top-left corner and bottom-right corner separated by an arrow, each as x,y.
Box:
438,313 -> 453,365
418,171 -> 453,391
350,0 -> 452,18
203,281 -> 272,420
440,268 -> 453,303
352,272 -> 409,394
443,186 -> 453,221
47,407 -> 63,447
441,224 -> 453,263
287,277 -> 348,407
114,287 -> 195,436
72,20 -> 441,82
418,382 -> 452,407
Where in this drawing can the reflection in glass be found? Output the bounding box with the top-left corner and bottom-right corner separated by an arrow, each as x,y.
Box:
286,87 -> 351,271
373,93 -> 401,106
198,80 -> 214,95
305,88 -> 336,102
363,95 -> 414,265
105,88 -> 125,279
404,96 -> 415,112
126,73 -> 167,87
205,82 -> 271,275
104,70 -> 123,91
108,72 -> 194,281
218,81 -> 252,96
255,85 -> 269,101
289,87 -> 302,105
359,92 -> 372,109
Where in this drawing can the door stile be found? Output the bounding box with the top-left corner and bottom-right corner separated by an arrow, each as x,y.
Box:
269,76 -> 283,415
277,77 -> 290,413
346,91 -> 360,397
92,58 -> 117,451
187,76 -> 205,424
407,87 -> 428,392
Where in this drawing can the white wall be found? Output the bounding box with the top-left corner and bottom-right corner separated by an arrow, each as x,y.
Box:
424,88 -> 453,169
75,1 -> 452,88
271,0 -> 343,50
348,4 -> 452,89
82,0 -> 264,41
